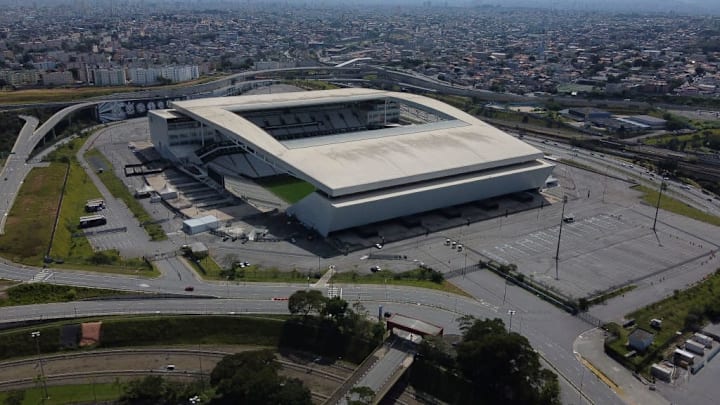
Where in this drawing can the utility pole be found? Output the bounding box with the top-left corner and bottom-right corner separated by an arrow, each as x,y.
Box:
652,181 -> 667,232
555,195 -> 568,280
31,331 -> 49,402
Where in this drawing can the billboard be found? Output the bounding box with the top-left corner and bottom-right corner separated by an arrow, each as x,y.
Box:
97,97 -> 185,123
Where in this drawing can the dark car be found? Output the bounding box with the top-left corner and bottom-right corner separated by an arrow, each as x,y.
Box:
184,286 -> 195,292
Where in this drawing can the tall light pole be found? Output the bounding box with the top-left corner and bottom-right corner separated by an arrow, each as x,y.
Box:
555,195 -> 568,280
31,331 -> 49,401
507,310 -> 516,333
652,181 -> 667,232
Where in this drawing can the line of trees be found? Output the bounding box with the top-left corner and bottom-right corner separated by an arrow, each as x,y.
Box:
282,290 -> 386,363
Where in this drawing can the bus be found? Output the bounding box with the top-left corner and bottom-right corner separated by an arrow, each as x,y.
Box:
79,215 -> 107,229
84,199 -> 105,213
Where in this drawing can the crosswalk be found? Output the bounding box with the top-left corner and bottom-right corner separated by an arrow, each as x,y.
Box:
328,287 -> 343,299
28,269 -> 53,283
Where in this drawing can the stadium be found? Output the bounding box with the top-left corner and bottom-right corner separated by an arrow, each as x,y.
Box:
149,88 -> 554,236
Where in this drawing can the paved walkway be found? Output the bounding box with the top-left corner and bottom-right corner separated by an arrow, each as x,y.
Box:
573,328 -> 669,405
311,265 -> 335,288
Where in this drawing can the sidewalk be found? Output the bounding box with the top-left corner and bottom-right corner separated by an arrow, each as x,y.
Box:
310,265 -> 335,288
573,328 -> 669,405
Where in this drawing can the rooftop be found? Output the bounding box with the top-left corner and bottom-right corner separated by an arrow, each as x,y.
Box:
169,89 -> 544,198
386,313 -> 444,336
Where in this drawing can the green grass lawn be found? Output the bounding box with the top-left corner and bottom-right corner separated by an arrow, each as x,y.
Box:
49,160 -> 102,262
0,283 -> 134,307
185,255 -> 226,280
85,149 -> 166,241
188,256 -> 313,283
284,80 -> 339,91
0,166 -> 65,264
234,267 -> 316,283
255,174 -> 315,203
331,270 -> 472,297
189,258 -> 469,296
633,184 -> 720,226
0,383 -> 123,405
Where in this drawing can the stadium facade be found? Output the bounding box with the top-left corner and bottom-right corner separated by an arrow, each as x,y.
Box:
149,89 -> 554,236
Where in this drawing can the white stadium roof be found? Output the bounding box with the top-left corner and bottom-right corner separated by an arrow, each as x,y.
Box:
169,89 -> 544,198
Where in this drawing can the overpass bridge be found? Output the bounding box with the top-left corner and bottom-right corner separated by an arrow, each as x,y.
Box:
325,336 -> 415,405
325,313 -> 443,405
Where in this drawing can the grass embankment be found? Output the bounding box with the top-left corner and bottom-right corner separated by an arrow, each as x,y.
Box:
558,158 -> 601,173
633,184 -> 720,226
0,283 -> 133,307
188,255 -> 470,296
255,174 -> 315,203
189,256 -> 315,283
331,269 -> 472,297
0,315 -> 286,361
0,383 -> 121,405
283,80 -> 339,91
0,166 -> 64,264
85,148 -> 166,241
605,268 -> 720,373
185,255 -> 226,280
0,76 -> 223,105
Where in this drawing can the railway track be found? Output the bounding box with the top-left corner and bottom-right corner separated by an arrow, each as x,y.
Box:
0,348 -> 352,398
0,348 -> 229,370
0,369 -> 333,402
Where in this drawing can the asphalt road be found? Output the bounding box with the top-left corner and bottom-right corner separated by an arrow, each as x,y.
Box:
0,252 -> 623,405
0,115 -> 39,235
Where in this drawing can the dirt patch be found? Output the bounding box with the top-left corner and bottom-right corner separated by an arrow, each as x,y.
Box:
0,281 -> 17,299
80,322 -> 102,346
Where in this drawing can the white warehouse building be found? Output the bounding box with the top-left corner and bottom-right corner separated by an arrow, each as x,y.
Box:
149,89 -> 554,236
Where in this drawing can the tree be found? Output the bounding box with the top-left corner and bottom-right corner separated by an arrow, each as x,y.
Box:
119,375 -> 197,405
348,386 -> 375,405
210,350 -> 311,405
210,350 -> 278,387
288,290 -> 326,317
323,296 -> 349,323
4,390 -> 25,405
455,318 -> 560,405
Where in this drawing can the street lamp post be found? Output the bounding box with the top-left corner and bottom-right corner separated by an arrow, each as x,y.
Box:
652,181 -> 667,232
31,331 -> 49,401
507,310 -> 516,333
555,195 -> 568,280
